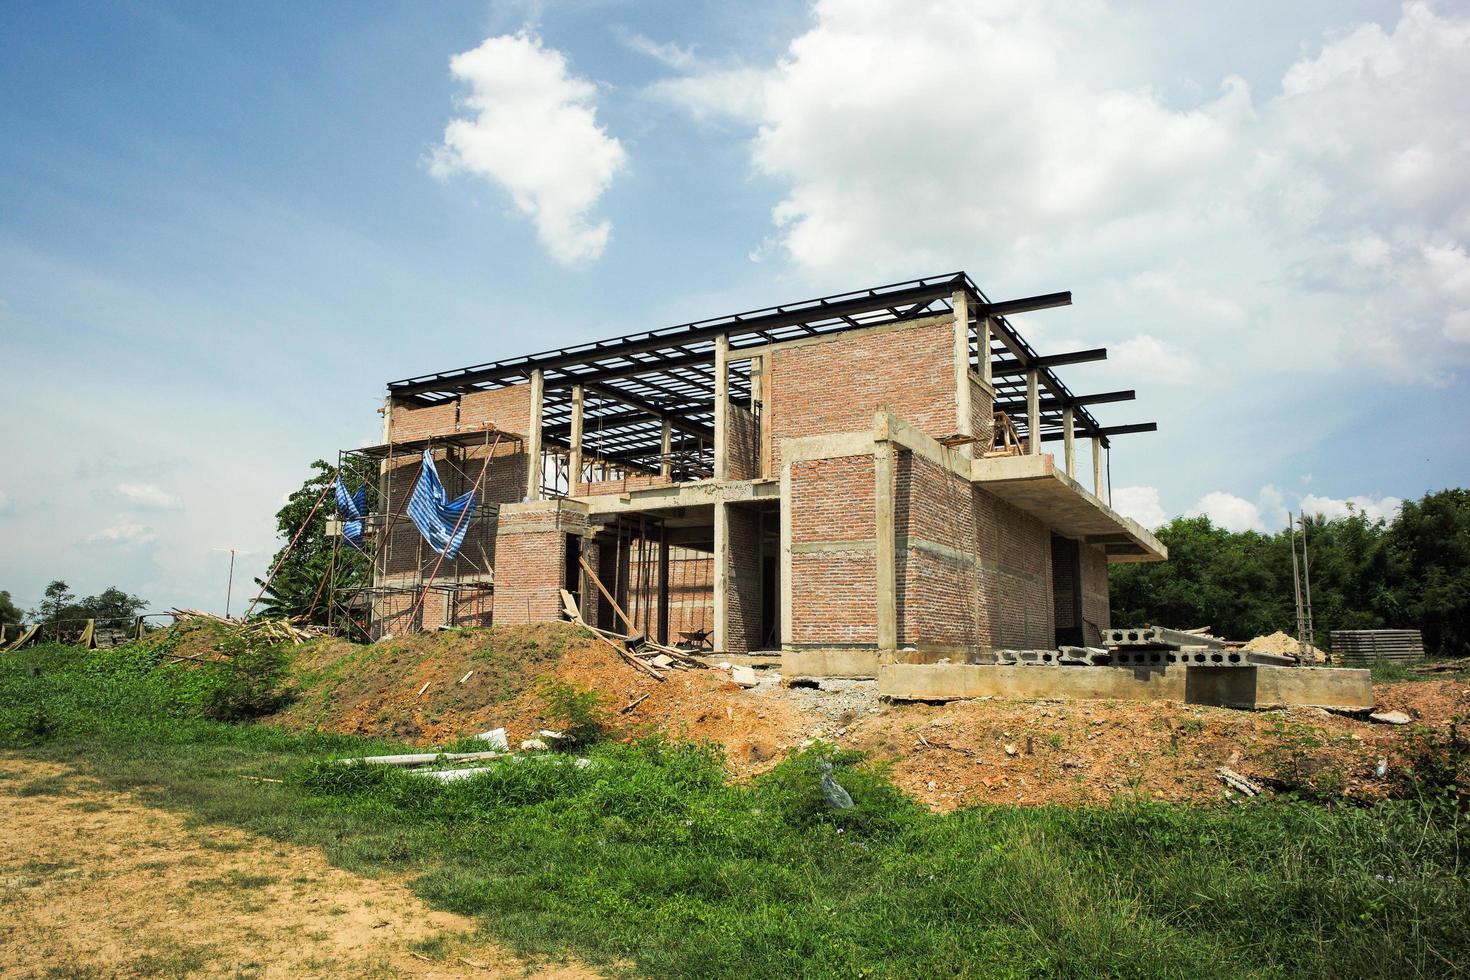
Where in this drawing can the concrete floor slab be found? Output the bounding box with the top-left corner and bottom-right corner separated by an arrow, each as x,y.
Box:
878,663 -> 1373,711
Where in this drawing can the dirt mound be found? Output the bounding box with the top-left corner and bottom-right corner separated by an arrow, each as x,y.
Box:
251,623 -> 1467,809
1244,630 -> 1327,663
270,624 -> 813,776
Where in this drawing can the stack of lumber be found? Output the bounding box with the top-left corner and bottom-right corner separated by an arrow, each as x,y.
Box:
1330,629 -> 1425,665
168,609 -> 326,646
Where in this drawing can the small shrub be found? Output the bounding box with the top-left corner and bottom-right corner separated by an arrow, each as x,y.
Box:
5,705 -> 59,745
535,677 -> 607,747
1394,713 -> 1468,807
200,640 -> 293,722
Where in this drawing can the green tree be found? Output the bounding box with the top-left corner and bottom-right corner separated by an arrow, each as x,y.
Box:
0,590 -> 21,625
1111,489 -> 1470,657
75,586 -> 149,626
254,459 -> 371,623
31,580 -> 75,628
1389,489 -> 1470,656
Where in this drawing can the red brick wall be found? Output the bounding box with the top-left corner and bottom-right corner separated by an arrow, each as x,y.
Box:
1079,543 -> 1111,646
491,503 -> 588,625
968,376 -> 995,450
726,404 -> 759,481
724,504 -> 764,653
894,450 -> 979,650
975,488 -> 1055,649
789,454 -> 878,646
576,473 -> 673,496
389,386 -> 532,443
769,318 -> 958,471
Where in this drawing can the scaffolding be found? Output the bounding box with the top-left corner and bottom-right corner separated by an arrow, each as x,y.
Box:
326,428 -> 524,639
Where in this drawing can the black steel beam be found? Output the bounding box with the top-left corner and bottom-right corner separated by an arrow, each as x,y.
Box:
992,347 -> 1108,376
586,383 -> 713,442
1040,422 -> 1156,442
978,291 -> 1072,318
994,389 -> 1135,414
388,276 -> 966,397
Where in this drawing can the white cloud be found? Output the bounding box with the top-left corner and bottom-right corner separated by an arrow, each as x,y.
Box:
619,31 -> 698,70
118,482 -> 182,511
84,518 -> 157,546
1188,491 -> 1265,532
431,32 -> 628,264
1299,493 -> 1403,523
1109,335 -> 1201,382
654,0 -> 1470,380
1111,485 -> 1167,529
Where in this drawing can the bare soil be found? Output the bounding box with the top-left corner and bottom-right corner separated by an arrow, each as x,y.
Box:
261,624 -> 1469,809
0,756 -> 598,980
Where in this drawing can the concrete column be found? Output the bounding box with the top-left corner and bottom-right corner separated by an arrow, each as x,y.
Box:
713,335 -> 730,481
1063,407 -> 1076,478
1092,437 -> 1103,498
713,501 -> 729,652
980,317 -> 993,386
874,438 -> 897,650
951,289 -> 972,452
569,384 -> 584,494
525,369 -> 544,501
657,527 -> 670,645
660,418 -> 673,479
1026,368 -> 1040,456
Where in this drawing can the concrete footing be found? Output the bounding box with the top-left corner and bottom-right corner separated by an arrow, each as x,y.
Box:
783,648 -> 891,679
878,663 -> 1373,711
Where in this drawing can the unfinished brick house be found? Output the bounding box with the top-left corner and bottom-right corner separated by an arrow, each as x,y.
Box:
333,273 -> 1165,669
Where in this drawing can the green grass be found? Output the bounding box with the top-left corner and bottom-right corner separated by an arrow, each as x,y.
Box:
2,642 -> 1467,978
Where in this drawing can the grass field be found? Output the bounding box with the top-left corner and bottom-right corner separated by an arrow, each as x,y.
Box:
2,641 -> 1466,978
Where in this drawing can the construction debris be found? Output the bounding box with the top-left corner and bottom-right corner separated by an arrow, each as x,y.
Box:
730,665 -> 759,688
558,587 -> 704,681
1216,766 -> 1262,797
475,728 -> 509,750
168,608 -> 326,645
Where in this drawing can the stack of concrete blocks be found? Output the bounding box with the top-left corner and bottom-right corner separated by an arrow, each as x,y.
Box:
1103,626 -> 1294,667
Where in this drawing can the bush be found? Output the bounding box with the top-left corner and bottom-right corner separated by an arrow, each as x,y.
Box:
199,639 -> 293,721
535,676 -> 607,747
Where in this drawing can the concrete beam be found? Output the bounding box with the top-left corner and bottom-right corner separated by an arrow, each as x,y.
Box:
569,384 -> 584,490
660,417 -> 673,479
879,663 -> 1373,710
713,335 -> 729,481
1091,436 -> 1103,499
713,501 -> 729,652
1026,369 -> 1040,456
1063,407 -> 1076,478
980,316 -> 993,386
525,368 -> 545,501
952,289 -> 972,454
874,438 -> 897,650
581,477 -> 779,516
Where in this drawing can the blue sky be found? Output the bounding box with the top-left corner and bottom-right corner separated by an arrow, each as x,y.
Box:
2,0 -> 1467,616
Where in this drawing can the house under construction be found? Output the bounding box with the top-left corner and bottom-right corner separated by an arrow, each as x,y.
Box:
331,272 -> 1169,669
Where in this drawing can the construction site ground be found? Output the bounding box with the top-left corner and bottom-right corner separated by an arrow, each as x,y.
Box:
0,756 -> 598,980
210,622 -> 1470,811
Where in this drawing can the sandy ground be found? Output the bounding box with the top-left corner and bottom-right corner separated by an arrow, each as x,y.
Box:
0,756 -> 598,980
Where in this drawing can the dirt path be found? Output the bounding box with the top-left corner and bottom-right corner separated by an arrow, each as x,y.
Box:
0,755 -> 598,979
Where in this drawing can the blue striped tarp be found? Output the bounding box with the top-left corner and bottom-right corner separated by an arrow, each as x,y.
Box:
407,449 -> 475,560
333,476 -> 367,551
